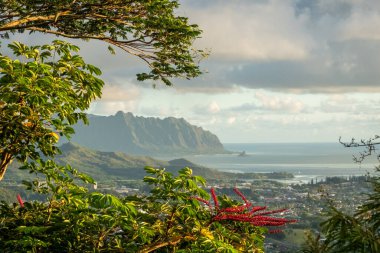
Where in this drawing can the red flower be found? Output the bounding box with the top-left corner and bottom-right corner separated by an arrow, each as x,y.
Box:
193,187 -> 296,232
210,188 -> 219,210
17,194 -> 24,208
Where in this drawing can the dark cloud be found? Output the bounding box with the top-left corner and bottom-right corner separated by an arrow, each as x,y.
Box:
174,0 -> 380,94
167,38 -> 380,94
230,103 -> 259,111
294,0 -> 353,20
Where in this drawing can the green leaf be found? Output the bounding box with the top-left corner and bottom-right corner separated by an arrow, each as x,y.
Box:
21,180 -> 32,190
144,166 -> 159,174
16,225 -> 50,234
108,45 -> 116,55
179,167 -> 192,176
143,176 -> 159,184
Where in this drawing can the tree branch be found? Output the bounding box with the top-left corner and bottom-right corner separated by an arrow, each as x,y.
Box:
0,11 -> 71,31
339,136 -> 380,163
138,235 -> 195,253
26,26 -> 157,61
0,152 -> 13,181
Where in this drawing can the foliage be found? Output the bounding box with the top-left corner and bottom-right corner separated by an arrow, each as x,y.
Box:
0,2 -> 288,252
301,231 -> 329,253
0,40 -> 104,180
0,164 -> 277,252
301,139 -> 380,253
0,0 -> 205,181
316,170 -> 380,253
0,0 -> 204,85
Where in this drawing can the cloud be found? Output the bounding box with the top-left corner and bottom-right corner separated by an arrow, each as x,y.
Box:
88,101 -> 138,115
319,94 -> 380,115
339,7 -> 380,40
87,82 -> 142,115
173,0 -> 380,94
320,94 -> 356,113
295,0 -> 380,42
192,101 -> 221,115
255,91 -> 305,113
208,101 -> 221,114
294,0 -> 354,20
100,83 -> 140,101
227,116 -> 236,125
189,38 -> 380,93
183,0 -> 313,61
229,91 -> 306,113
170,84 -> 241,94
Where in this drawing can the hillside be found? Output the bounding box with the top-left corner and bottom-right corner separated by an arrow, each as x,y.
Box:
5,143 -> 293,182
64,111 -> 227,156
55,142 -> 226,181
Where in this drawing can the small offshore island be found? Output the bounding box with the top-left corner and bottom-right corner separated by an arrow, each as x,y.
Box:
238,150 -> 248,157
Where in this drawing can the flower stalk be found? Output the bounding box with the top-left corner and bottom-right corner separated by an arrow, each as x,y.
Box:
193,187 -> 296,233
17,194 -> 24,208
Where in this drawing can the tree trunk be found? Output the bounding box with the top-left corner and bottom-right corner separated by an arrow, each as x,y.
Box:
0,153 -> 13,181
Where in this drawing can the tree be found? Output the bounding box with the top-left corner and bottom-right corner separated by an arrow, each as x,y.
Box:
302,173 -> 380,253
0,40 -> 104,180
339,136 -> 380,163
302,138 -> 380,253
0,0 -> 204,181
0,0 -> 203,84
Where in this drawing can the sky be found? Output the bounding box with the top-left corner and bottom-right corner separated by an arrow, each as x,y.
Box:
8,0 -> 380,143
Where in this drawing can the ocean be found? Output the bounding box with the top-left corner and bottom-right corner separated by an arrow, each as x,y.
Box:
182,143 -> 379,184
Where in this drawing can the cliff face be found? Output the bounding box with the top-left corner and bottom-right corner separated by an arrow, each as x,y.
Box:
67,111 -> 226,155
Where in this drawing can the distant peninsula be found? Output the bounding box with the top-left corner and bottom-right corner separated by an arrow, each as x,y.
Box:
64,111 -> 228,156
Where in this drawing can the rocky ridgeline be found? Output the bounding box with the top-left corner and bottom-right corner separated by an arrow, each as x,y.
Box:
66,111 -> 227,155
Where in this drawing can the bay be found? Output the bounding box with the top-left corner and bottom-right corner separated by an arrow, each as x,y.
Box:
180,143 -> 378,184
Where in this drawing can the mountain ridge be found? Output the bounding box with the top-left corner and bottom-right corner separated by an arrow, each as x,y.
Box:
65,111 -> 227,156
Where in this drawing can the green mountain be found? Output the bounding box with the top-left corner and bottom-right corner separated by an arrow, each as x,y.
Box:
56,142 -> 226,181
57,143 -> 294,181
64,111 -> 227,156
5,143 -> 293,183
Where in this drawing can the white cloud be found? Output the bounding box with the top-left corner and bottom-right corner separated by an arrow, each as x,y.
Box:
320,94 -> 356,113
208,101 -> 221,114
255,91 -> 305,113
100,83 -> 140,101
185,0 -> 313,61
227,116 -> 236,125
88,101 -> 138,115
191,101 -> 221,115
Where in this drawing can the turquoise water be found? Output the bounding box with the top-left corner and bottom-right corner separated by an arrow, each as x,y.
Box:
182,143 -> 378,183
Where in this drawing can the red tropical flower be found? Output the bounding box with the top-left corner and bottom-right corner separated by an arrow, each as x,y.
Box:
193,187 -> 296,233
